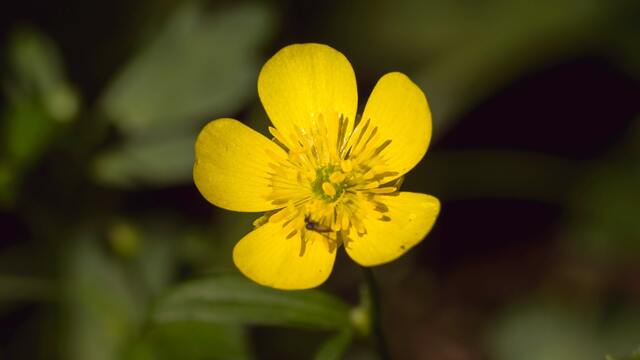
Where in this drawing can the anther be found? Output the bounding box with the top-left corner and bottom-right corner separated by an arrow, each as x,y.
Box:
329,171 -> 346,183
340,159 -> 353,173
322,182 -> 336,197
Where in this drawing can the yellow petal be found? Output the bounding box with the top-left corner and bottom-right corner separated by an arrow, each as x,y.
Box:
258,43 -> 358,143
360,72 -> 432,177
233,222 -> 336,290
345,192 -> 440,266
193,118 -> 287,212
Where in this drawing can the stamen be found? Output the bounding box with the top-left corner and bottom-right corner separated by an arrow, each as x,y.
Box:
269,126 -> 290,150
341,211 -> 350,230
329,171 -> 345,183
340,159 -> 353,172
269,208 -> 289,223
322,182 -> 336,197
367,186 -> 397,194
263,111 -> 404,257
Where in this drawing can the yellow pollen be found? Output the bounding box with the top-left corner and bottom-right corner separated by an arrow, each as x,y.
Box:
329,171 -> 346,183
322,182 -> 336,197
340,159 -> 353,173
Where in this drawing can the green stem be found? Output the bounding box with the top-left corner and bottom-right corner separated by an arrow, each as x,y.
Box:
362,267 -> 391,360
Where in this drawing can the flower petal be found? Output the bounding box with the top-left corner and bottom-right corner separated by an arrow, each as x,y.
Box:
345,192 -> 440,266
193,118 -> 287,212
258,43 -> 358,140
360,72 -> 432,177
233,222 -> 337,290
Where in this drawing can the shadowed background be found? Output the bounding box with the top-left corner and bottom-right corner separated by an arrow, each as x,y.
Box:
1,0 -> 639,359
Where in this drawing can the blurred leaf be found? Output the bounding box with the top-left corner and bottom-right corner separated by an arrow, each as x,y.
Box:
0,161 -> 16,207
3,27 -> 79,169
95,2 -> 272,187
128,218 -> 180,298
488,304 -> 600,360
597,308 -> 640,360
93,134 -> 194,187
100,2 -> 272,136
0,275 -> 54,302
566,120 -> 640,263
127,322 -> 251,360
607,352 -> 640,360
153,275 -> 351,330
3,97 -> 54,165
1,27 -> 80,207
64,219 -> 184,360
488,303 -> 640,360
314,329 -> 353,360
64,231 -> 145,360
605,3 -> 640,79
6,27 -> 80,122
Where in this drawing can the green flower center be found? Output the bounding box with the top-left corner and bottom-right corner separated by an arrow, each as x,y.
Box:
311,165 -> 348,202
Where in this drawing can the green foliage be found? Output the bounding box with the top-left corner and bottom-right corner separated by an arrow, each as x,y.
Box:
151,274 -> 356,358
1,28 -> 80,206
126,322 -> 251,360
488,302 -> 640,360
566,120 -> 640,263
607,353 -> 640,360
93,135 -> 195,187
61,219 -> 178,358
64,231 -> 145,360
95,3 -> 273,187
153,275 -> 351,330
314,329 -> 354,360
6,27 -> 79,123
101,3 -> 270,136
3,28 -> 79,163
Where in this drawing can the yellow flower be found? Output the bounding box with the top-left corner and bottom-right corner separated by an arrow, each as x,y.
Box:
194,43 -> 440,290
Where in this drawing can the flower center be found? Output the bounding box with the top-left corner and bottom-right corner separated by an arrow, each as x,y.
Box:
262,112 -> 400,255
311,165 -> 347,202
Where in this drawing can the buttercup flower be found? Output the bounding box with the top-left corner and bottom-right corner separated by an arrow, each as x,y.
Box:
194,43 -> 440,289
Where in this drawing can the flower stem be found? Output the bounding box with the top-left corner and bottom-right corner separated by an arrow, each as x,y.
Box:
362,266 -> 391,360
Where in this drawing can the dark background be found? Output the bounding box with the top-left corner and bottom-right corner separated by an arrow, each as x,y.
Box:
1,0 -> 639,359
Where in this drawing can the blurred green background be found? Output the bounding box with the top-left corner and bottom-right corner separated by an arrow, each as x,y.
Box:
1,0 -> 639,359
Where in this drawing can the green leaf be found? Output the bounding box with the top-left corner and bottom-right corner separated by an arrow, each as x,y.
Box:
3,97 -> 54,165
95,3 -> 273,187
314,329 -> 353,360
6,27 -> 80,123
64,232 -> 145,360
488,304 -> 600,360
0,161 -> 17,208
92,134 -> 194,187
566,119 -> 640,263
153,275 -> 351,330
100,2 -> 272,136
64,221 -> 185,360
488,302 -> 640,360
3,27 -> 80,171
0,275 -> 54,302
606,353 -> 640,360
126,322 -> 251,360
